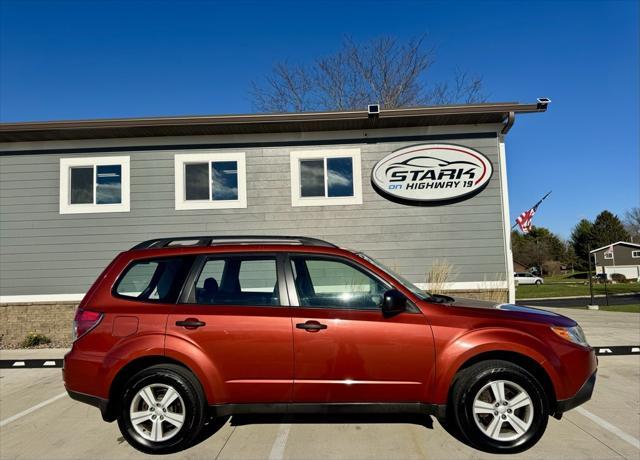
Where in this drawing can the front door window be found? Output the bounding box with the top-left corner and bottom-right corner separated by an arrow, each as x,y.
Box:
290,256 -> 387,310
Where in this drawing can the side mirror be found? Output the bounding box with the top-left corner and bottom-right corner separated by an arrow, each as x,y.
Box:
381,289 -> 407,317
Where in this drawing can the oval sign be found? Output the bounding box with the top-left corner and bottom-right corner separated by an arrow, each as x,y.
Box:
371,143 -> 493,204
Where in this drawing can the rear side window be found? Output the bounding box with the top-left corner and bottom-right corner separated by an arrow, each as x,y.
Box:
115,257 -> 193,303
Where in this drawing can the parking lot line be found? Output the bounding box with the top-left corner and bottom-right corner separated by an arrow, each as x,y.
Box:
268,422 -> 292,460
576,407 -> 640,450
0,391 -> 67,428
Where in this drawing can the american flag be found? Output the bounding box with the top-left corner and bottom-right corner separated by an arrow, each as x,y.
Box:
516,205 -> 538,234
515,191 -> 552,234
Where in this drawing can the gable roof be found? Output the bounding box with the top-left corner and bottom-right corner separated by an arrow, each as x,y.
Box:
590,241 -> 640,253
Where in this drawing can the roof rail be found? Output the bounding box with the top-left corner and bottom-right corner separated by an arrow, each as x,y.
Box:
130,235 -> 337,250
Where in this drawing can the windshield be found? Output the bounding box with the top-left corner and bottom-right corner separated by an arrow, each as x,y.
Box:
355,251 -> 433,301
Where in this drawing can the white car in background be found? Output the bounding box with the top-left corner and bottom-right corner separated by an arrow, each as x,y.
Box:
514,272 -> 544,285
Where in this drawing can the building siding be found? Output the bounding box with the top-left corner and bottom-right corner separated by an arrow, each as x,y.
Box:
0,127 -> 506,297
593,243 -> 640,266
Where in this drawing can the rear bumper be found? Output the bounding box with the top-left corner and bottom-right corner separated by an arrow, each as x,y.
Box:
555,371 -> 596,416
67,389 -> 116,422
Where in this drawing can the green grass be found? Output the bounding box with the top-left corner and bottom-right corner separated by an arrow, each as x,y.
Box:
542,272 -> 589,283
516,282 -> 640,299
595,304 -> 640,313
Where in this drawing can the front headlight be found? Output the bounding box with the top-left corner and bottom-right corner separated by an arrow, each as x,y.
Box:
551,325 -> 589,347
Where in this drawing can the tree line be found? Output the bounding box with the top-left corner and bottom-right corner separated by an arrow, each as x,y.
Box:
512,208 -> 639,274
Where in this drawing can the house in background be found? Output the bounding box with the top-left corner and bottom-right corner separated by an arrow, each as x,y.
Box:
590,241 -> 640,281
513,260 -> 529,272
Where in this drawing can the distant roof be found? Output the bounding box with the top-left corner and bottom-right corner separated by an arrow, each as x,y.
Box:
0,101 -> 548,143
590,241 -> 640,253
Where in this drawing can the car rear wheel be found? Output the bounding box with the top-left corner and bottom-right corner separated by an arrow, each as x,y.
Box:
451,359 -> 549,453
117,364 -> 206,454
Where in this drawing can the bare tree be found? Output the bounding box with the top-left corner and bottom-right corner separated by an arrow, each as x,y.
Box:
624,207 -> 640,242
251,36 -> 486,113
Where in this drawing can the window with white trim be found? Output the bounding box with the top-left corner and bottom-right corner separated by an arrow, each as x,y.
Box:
632,250 -> 640,258
174,152 -> 247,210
290,148 -> 362,207
604,252 -> 614,259
59,156 -> 130,214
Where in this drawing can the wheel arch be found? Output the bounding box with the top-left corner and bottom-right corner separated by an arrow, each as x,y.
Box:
432,327 -> 565,408
104,355 -> 202,422
449,350 -> 558,416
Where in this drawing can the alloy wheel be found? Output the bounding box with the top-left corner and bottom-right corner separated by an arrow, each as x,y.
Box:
129,383 -> 186,442
472,379 -> 534,442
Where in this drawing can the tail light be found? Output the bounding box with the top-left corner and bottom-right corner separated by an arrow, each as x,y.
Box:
72,308 -> 103,341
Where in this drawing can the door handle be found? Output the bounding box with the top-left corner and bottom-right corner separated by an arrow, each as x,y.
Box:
175,318 -> 206,329
296,321 -> 327,332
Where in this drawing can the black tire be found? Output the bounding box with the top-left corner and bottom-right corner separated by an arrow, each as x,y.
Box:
117,364 -> 206,454
535,280 -> 542,285
450,360 -> 549,454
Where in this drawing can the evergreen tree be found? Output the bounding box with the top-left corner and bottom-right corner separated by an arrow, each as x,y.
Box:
570,219 -> 595,270
590,211 -> 631,249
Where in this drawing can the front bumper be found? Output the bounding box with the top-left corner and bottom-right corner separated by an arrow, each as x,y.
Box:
555,371 -> 596,416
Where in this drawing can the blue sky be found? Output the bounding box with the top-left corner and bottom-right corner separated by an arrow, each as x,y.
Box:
1,0 -> 638,238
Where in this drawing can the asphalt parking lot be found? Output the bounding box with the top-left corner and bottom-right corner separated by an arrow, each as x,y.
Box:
1,308 -> 639,460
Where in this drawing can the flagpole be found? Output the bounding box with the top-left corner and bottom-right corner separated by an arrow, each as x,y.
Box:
511,191 -> 552,230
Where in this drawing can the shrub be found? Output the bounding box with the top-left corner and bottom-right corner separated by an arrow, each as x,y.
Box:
542,260 -> 562,276
21,332 -> 51,348
426,259 -> 456,294
610,273 -> 627,283
478,274 -> 508,303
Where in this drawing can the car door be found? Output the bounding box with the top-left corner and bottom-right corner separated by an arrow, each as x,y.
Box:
515,273 -> 527,285
167,253 -> 294,403
286,253 -> 435,403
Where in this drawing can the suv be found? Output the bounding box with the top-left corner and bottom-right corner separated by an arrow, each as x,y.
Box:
64,236 -> 596,454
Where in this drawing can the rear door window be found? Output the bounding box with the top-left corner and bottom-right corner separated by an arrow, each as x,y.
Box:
115,257 -> 193,303
191,255 -> 281,306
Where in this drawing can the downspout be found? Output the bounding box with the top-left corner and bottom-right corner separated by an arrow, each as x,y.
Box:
500,111 -> 516,303
501,111 -> 515,134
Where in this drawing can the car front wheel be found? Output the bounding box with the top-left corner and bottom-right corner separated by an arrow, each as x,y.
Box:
117,364 -> 206,454
451,359 -> 549,453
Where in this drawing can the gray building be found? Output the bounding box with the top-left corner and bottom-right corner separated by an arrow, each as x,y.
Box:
590,242 -> 640,280
0,102 -> 548,342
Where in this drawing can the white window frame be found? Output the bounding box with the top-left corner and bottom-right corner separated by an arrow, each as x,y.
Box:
174,151 -> 247,210
632,250 -> 640,258
290,148 -> 362,207
604,252 -> 614,260
59,156 -> 130,214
